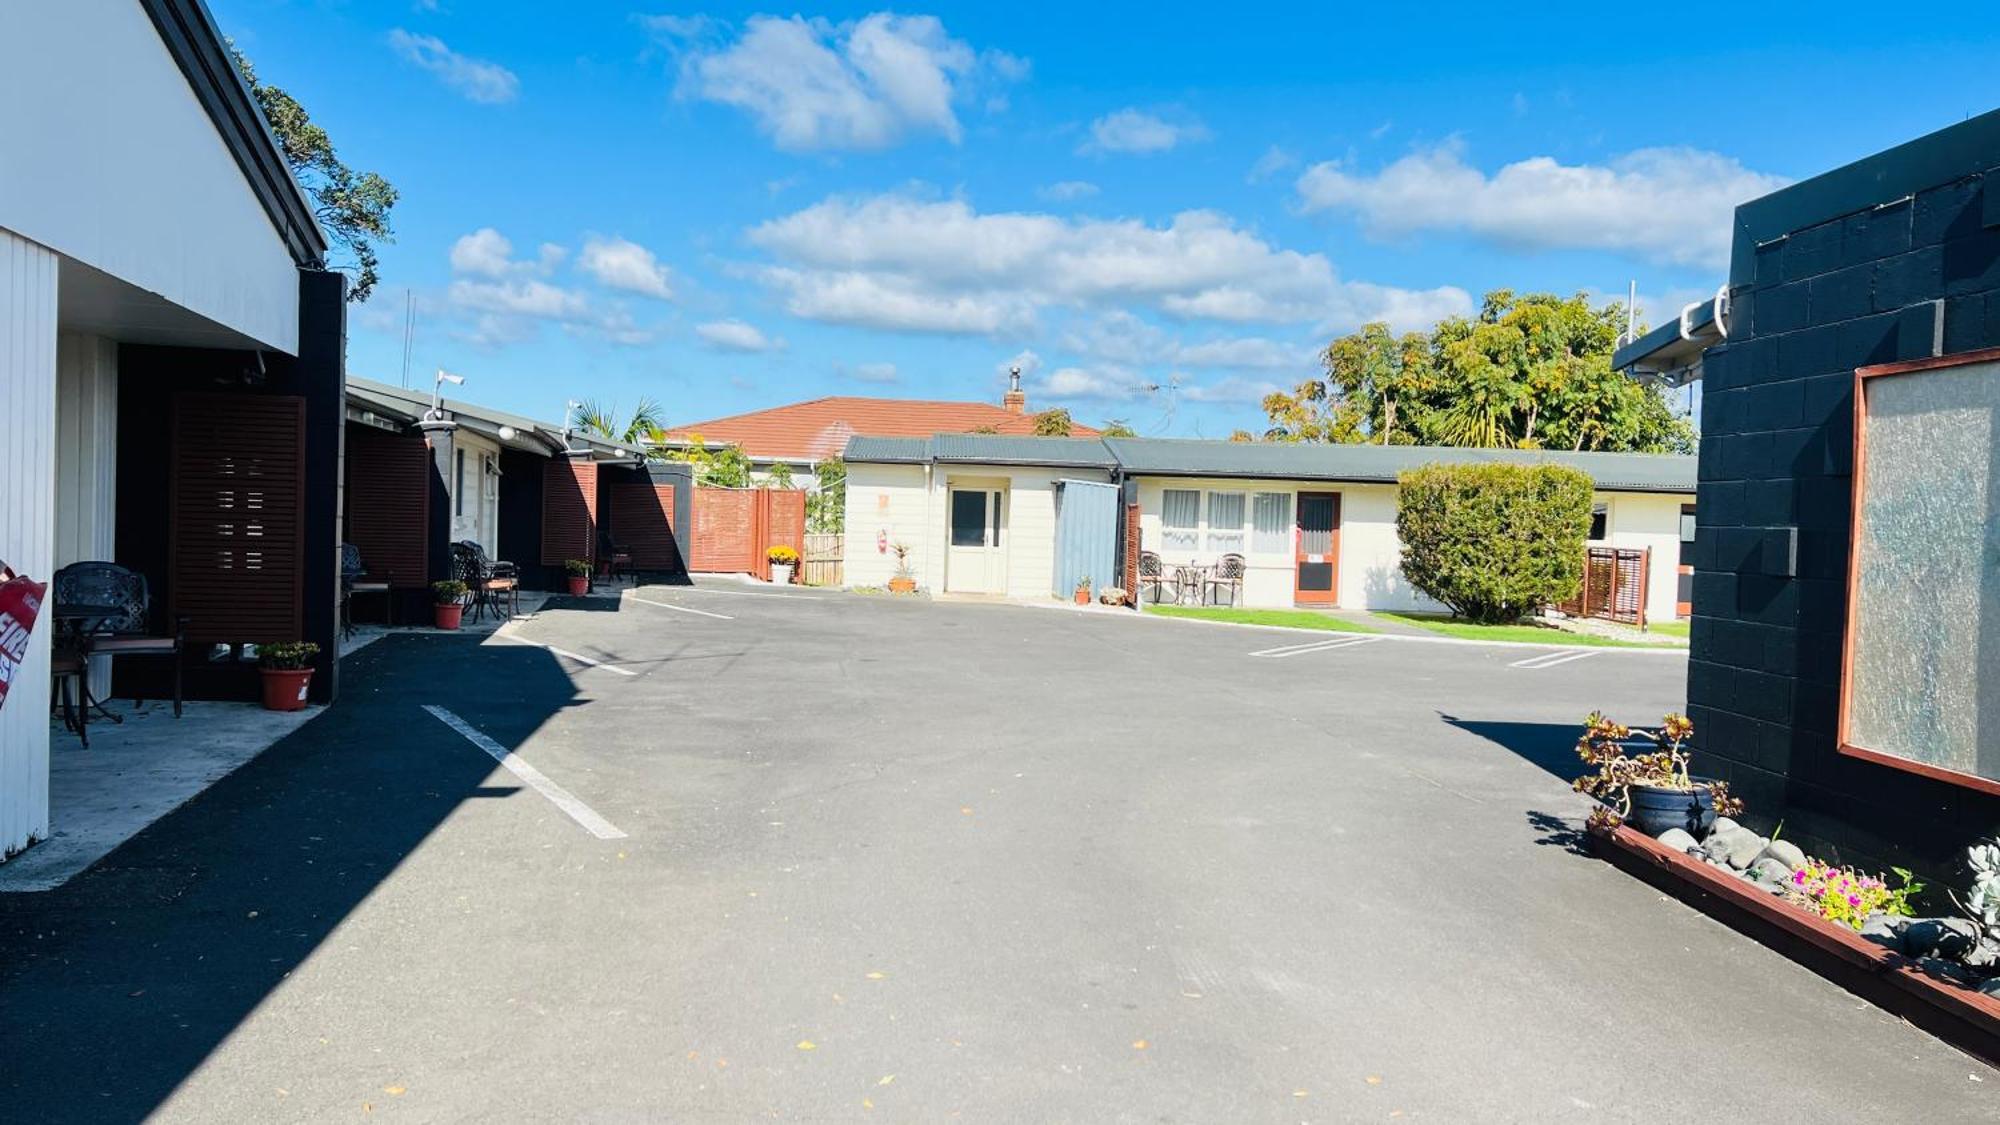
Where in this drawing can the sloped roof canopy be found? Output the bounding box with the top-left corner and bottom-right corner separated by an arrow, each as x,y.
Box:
346,377 -> 648,461
663,396 -> 1100,461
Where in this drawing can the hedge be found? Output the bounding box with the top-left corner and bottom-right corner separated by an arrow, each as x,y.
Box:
1395,462 -> 1594,624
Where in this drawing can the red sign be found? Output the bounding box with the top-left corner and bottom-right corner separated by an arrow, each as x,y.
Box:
0,565 -> 47,715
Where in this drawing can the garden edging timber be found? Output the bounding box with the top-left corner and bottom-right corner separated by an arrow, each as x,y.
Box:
1590,822 -> 2000,1064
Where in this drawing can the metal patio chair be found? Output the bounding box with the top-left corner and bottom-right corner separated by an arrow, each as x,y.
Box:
453,540 -> 520,623
52,561 -> 185,719
1205,553 -> 1246,607
341,543 -> 393,636
1138,551 -> 1168,604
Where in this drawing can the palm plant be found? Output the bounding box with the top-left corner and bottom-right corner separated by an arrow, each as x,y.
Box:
572,396 -> 665,447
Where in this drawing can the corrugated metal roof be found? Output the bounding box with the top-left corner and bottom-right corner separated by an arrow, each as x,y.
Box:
346,376 -> 649,460
662,396 -> 1099,460
845,431 -> 1695,493
1105,438 -> 1695,492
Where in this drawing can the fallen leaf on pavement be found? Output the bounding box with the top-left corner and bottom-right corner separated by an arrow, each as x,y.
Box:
878,1075 -> 895,1086
1131,1040 -> 1148,1050
865,971 -> 887,980
383,1086 -> 406,1096
960,807 -> 973,815
797,1040 -> 817,1051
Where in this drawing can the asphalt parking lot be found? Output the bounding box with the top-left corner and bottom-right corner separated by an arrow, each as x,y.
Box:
2,584 -> 1994,1122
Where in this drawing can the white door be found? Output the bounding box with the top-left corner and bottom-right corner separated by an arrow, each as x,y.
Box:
478,453 -> 500,556
945,487 -> 1006,594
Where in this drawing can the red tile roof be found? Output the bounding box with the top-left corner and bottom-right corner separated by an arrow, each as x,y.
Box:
661,396 -> 1099,461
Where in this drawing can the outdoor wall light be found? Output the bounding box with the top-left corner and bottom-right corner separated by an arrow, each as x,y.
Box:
497,424 -> 518,441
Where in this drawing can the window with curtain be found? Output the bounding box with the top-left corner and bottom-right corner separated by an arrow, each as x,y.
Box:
1252,492 -> 1290,554
1161,489 -> 1199,552
1206,491 -> 1246,553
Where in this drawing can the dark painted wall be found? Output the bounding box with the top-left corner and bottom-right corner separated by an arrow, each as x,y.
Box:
1689,142 -> 2000,866
115,268 -> 346,704
497,450 -> 554,590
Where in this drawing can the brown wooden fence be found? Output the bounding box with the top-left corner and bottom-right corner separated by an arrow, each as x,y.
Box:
801,533 -> 843,586
690,488 -> 806,580
1559,546 -> 1650,627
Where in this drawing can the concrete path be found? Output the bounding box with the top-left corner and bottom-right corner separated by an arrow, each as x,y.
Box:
1,585 -> 1991,1122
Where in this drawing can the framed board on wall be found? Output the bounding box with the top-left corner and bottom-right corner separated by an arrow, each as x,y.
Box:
1840,346 -> 2000,795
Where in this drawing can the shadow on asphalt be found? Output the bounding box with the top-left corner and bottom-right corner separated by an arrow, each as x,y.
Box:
1525,809 -> 1593,856
1439,713 -> 1585,784
0,633 -> 582,1122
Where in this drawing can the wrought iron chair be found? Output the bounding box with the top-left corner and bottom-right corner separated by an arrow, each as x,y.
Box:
1205,553 -> 1246,607
598,530 -> 633,587
341,543 -> 393,637
52,561 -> 184,719
50,643 -> 91,747
452,541 -> 520,623
1138,551 -> 1168,604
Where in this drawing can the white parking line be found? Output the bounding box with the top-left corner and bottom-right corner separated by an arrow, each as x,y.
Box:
543,644 -> 640,675
664,587 -> 820,601
1509,648 -> 1598,670
422,705 -> 627,840
628,594 -> 733,620
1250,635 -> 1384,659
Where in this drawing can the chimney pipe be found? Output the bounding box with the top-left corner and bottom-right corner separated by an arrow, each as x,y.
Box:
1003,365 -> 1026,414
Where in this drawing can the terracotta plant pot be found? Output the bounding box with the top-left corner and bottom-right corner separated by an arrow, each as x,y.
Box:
260,667 -> 313,712
888,576 -> 917,594
434,603 -> 463,630
1074,589 -> 1091,605
566,575 -> 589,595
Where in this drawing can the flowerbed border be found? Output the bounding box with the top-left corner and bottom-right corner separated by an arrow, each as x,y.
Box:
1589,822 -> 2000,1064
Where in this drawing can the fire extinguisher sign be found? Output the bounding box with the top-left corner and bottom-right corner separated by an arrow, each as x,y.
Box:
0,559 -> 49,715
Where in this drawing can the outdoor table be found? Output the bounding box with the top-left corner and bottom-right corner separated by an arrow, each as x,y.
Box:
1172,564 -> 1212,606
52,602 -> 126,733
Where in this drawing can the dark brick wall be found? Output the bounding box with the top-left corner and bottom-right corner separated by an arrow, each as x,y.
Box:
1690,165 -> 2000,866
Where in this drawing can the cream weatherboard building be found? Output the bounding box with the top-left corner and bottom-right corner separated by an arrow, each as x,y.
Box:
842,434 -> 1695,623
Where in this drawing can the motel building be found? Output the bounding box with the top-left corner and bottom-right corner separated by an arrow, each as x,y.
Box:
1,2 -> 345,858
842,434 -> 1696,623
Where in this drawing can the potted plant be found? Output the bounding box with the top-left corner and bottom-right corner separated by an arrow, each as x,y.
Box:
563,558 -> 590,596
432,579 -> 467,629
1573,712 -> 1742,837
1074,576 -> 1092,605
887,542 -> 917,594
258,641 -> 320,712
768,545 -> 799,585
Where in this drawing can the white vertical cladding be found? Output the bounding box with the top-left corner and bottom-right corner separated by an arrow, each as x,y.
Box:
0,228 -> 58,859
1601,491 -> 1687,625
840,462 -> 930,588
55,333 -> 119,696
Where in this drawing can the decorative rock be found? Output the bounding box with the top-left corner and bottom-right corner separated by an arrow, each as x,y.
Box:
1656,828 -> 1698,853
1903,918 -> 1980,960
1860,913 -> 1908,952
1702,827 -> 1766,871
1980,977 -> 2000,998
1709,817 -> 1741,838
1747,858 -> 1793,888
1757,840 -> 1807,871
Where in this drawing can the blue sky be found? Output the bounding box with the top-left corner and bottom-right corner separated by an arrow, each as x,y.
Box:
215,1 -> 1999,436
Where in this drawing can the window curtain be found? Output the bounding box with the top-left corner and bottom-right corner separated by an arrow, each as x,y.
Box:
1161,489 -> 1199,552
1206,491 -> 1245,553
1252,492 -> 1289,554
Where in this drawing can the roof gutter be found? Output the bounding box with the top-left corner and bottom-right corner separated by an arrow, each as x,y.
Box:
1612,285 -> 1731,386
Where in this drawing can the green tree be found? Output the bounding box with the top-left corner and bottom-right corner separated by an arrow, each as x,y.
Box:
764,461 -> 797,490
573,397 -> 665,447
1395,462 -> 1594,623
1100,419 -> 1137,438
661,432 -> 750,486
233,47 -> 397,303
808,457 -> 847,534
969,424 -> 1001,435
1262,291 -> 1693,453
1032,408 -> 1074,437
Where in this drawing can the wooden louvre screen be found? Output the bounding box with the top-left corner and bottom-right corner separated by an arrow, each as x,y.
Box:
343,425 -> 431,588
169,392 -> 306,645
1560,546 -> 1649,627
691,489 -> 755,572
608,480 -> 678,569
758,489 -> 806,581
541,458 -> 598,567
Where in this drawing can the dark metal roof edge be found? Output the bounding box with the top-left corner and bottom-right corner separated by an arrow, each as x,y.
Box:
1613,298 -> 1716,371
1120,467 -> 1692,493
139,0 -> 328,269
1731,107 -> 2000,286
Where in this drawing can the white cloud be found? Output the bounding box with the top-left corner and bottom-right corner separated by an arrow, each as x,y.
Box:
1039,180 -> 1099,201
577,236 -> 674,300
1080,108 -> 1209,155
449,228 -> 516,278
1036,364 -> 1150,401
841,361 -> 900,384
648,12 -> 1022,151
695,318 -> 783,352
1181,375 -> 1284,404
997,349 -> 1041,381
387,30 -> 519,104
1061,311 -> 1307,371
747,193 -> 1467,335
441,228 -> 658,347
1247,145 -> 1296,182
1295,141 -> 1789,270
1173,336 -> 1308,370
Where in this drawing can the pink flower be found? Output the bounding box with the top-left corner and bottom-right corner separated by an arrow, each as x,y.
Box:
1847,894 -> 1861,906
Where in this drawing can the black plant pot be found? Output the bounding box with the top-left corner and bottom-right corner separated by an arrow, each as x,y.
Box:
1626,784 -> 1716,838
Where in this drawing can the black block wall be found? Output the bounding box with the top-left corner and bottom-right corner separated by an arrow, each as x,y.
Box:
1690,165 -> 2000,865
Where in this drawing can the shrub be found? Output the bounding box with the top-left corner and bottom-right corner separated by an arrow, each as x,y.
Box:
1785,860 -> 1920,931
563,558 -> 591,577
432,579 -> 467,604
767,545 -> 799,565
259,641 -> 320,670
1395,462 -> 1593,623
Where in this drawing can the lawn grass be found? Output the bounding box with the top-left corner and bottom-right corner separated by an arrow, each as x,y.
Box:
1372,612 -> 1686,648
1646,619 -> 1690,639
1143,605 -> 1380,633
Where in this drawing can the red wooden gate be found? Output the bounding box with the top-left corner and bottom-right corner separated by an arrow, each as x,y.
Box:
608,479 -> 678,570
689,488 -> 806,577
170,393 -> 306,645
541,458 -> 598,567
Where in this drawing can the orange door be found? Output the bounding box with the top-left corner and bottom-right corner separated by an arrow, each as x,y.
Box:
1294,492 -> 1340,605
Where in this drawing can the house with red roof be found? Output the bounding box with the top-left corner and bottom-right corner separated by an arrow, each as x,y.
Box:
657,378 -> 1098,482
